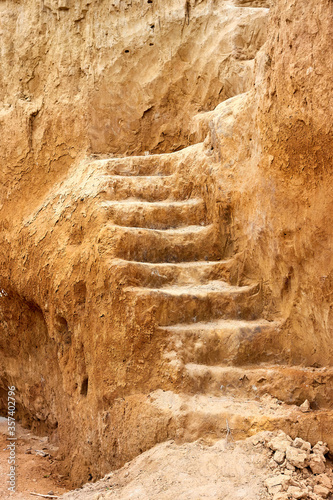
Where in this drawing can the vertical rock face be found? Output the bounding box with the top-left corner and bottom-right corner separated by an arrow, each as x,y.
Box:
256,0 -> 333,366
209,0 -> 333,366
1,0 -> 333,489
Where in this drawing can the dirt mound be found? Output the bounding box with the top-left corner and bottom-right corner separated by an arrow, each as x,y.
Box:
61,431 -> 333,500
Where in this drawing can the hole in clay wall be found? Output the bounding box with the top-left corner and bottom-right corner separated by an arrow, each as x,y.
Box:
80,377 -> 89,396
74,281 -> 87,307
55,315 -> 71,345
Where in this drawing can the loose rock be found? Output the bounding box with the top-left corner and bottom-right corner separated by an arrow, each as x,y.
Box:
299,400 -> 311,412
265,474 -> 291,494
293,437 -> 312,452
308,453 -> 326,475
313,484 -> 330,498
316,473 -> 332,490
285,447 -> 309,469
287,485 -> 309,499
274,450 -> 286,465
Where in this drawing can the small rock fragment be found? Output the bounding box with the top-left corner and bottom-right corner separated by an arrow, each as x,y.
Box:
35,449 -> 49,457
316,473 -> 332,490
308,453 -> 326,474
312,442 -> 329,456
285,462 -> 296,471
313,484 -> 330,498
268,434 -> 293,453
265,474 -> 291,495
273,450 -> 286,465
302,468 -> 311,478
293,437 -> 311,451
286,447 -> 309,469
273,494 -> 289,500
300,400 -> 311,412
287,486 -> 308,499
301,441 -> 312,452
308,494 -> 323,500
289,478 -> 302,487
293,438 -> 305,449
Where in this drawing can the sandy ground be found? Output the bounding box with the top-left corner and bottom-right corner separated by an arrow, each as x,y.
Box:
61,437 -> 272,500
0,417 -> 69,499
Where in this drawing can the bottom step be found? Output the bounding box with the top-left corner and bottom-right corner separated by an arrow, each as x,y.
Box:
149,390 -> 333,449
181,364 -> 333,408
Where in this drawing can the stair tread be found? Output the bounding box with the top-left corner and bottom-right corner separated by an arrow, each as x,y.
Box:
160,318 -> 278,332
102,174 -> 173,179
101,198 -> 203,207
125,281 -> 256,295
94,143 -> 199,165
110,258 -> 229,269
148,390 -> 333,448
108,224 -> 212,234
94,154 -> 177,176
149,389 -> 324,417
185,362 -> 333,375
150,389 -> 276,414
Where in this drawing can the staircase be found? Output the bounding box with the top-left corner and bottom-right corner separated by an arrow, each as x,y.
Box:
94,147 -> 333,447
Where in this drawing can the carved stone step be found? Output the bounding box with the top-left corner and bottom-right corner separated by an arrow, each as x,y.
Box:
124,281 -> 261,326
100,199 -> 206,229
148,390 -> 333,449
160,319 -> 282,366
107,258 -> 234,288
99,174 -> 176,202
98,224 -> 224,263
93,154 -> 176,177
181,364 -> 333,408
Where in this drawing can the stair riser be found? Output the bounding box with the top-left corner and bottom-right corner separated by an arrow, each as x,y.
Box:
100,157 -> 174,176
182,369 -> 333,408
101,202 -> 207,230
167,411 -> 283,442
126,287 -> 262,326
110,261 -> 232,288
99,177 -> 175,202
161,408 -> 333,450
106,230 -> 223,263
165,324 -> 282,365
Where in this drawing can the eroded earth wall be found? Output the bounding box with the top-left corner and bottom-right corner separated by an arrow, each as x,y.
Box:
0,0 -> 333,489
0,0 -> 268,217
209,0 -> 333,366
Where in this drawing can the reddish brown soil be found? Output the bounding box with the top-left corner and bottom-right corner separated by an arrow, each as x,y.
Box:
0,418 -> 69,499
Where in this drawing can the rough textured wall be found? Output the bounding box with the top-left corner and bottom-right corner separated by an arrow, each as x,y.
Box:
0,0 -> 270,486
255,0 -> 333,365
0,0 -> 268,221
209,0 -> 333,366
2,0 -> 333,491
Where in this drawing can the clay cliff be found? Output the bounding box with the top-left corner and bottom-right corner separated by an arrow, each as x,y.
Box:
0,0 -> 332,490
